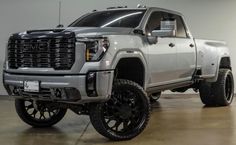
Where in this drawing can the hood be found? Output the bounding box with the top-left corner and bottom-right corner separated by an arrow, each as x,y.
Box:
65,27 -> 134,37
11,27 -> 134,40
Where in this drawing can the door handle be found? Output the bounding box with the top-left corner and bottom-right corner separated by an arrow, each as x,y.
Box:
169,43 -> 175,47
189,44 -> 194,48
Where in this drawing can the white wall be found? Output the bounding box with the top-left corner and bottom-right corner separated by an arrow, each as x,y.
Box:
0,0 -> 235,95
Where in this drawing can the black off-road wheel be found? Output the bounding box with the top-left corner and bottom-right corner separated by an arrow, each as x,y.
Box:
15,99 -> 67,127
89,79 -> 151,141
199,69 -> 234,106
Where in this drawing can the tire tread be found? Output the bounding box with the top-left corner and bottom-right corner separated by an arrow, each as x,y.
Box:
90,79 -> 151,141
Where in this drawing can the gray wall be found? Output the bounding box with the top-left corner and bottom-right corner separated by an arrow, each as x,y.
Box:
0,0 -> 235,95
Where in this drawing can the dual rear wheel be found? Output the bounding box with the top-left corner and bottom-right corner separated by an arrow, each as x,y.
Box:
199,69 -> 234,106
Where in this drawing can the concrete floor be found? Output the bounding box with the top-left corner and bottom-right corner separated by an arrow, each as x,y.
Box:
0,94 -> 236,145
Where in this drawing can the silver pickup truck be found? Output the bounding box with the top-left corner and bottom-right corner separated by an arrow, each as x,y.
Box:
3,6 -> 234,140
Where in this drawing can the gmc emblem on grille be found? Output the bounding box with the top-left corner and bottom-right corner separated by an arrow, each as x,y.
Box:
31,43 -> 39,51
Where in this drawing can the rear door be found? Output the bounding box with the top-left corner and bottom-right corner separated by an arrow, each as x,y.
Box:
173,15 -> 196,81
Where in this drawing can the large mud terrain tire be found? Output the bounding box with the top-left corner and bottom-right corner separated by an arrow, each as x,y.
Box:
199,69 -> 234,106
15,99 -> 67,127
90,79 -> 151,141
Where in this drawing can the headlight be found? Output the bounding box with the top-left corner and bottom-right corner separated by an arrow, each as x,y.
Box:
78,37 -> 109,62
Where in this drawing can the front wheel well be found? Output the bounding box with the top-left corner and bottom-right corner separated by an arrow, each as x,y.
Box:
114,58 -> 145,87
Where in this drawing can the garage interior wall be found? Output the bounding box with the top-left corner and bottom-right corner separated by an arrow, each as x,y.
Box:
0,0 -> 235,95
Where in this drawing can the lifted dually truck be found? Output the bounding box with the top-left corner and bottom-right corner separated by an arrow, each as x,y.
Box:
3,6 -> 234,140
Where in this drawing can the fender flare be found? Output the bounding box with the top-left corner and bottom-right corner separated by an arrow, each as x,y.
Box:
110,49 -> 149,89
207,55 -> 231,82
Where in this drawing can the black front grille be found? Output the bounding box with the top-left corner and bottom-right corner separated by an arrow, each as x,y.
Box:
8,31 -> 76,70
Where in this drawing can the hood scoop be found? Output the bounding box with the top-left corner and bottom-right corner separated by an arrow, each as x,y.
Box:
26,29 -> 65,35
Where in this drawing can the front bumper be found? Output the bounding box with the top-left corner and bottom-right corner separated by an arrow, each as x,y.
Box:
3,70 -> 114,104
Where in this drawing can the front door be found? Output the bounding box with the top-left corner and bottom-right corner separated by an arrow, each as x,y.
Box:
148,37 -> 178,86
145,11 -> 179,87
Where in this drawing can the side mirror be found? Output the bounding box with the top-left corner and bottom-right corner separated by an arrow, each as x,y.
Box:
56,24 -> 64,28
152,29 -> 176,37
147,36 -> 158,44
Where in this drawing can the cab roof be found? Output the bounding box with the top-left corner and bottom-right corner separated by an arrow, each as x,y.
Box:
100,6 -> 184,17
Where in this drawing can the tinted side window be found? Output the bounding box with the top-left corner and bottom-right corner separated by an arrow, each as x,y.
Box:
145,12 -> 162,34
146,12 -> 188,38
146,12 -> 177,37
163,13 -> 187,38
175,16 -> 187,38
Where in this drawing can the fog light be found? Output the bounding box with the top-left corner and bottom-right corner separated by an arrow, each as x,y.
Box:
65,88 -> 81,101
86,72 -> 98,97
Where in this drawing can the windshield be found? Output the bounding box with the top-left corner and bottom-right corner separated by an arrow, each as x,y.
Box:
69,10 -> 146,28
